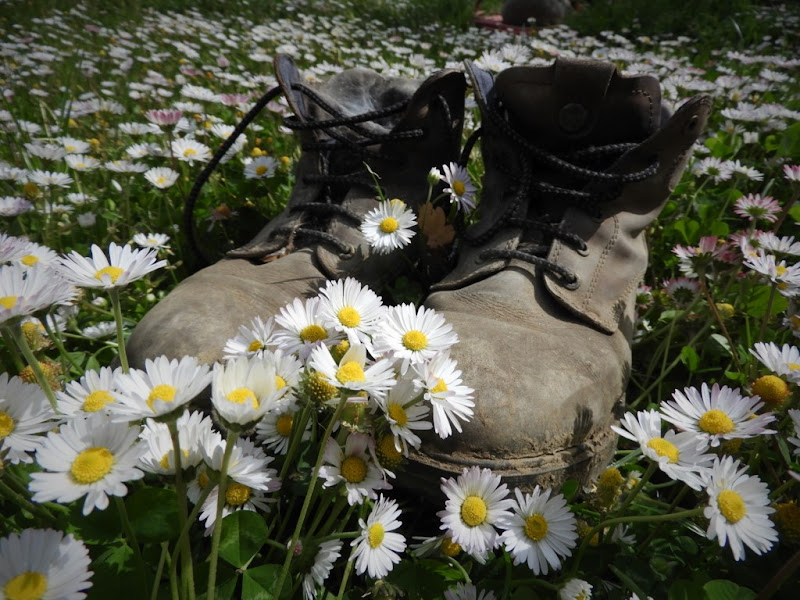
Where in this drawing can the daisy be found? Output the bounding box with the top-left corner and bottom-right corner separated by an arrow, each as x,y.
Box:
439,162 -> 477,212
662,276 -> 700,307
729,160 -> 763,181
359,198 -> 417,255
202,436 -> 279,493
373,303 -> 459,373
742,251 -> 800,295
244,155 -> 277,179
0,528 -> 93,600
351,494 -> 406,579
8,239 -> 58,271
692,156 -> 733,183
559,578 -> 593,600
319,433 -> 392,505
57,242 -> 167,289
255,401 -> 310,455
111,355 -> 212,422
445,583 -> 498,600
138,411 -> 217,475
750,341 -> 800,383
82,321 -> 117,339
702,456 -> 777,561
132,232 -> 171,249
0,196 -> 33,216
413,351 -> 475,439
210,354 -> 289,430
144,166 -> 180,189
661,383 -> 777,449
375,378 -> 432,455
301,539 -> 342,600
317,278 -> 386,346
104,159 -> 148,174
756,233 -> 800,256
145,108 -> 183,126
171,138 -> 212,164
57,366 -> 121,416
308,342 -> 396,399
0,263 -> 76,326
273,296 -> 340,359
784,164 -> 800,182
57,137 -> 91,154
64,154 -> 101,171
222,315 -> 278,360
29,413 -> 145,515
24,142 -> 66,160
611,409 -> 714,490
438,466 -> 514,559
28,170 -> 74,188
198,481 -> 275,535
499,486 -> 578,575
0,373 -> 58,465
733,193 -> 780,223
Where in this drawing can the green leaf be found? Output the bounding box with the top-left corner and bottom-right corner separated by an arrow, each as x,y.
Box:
673,219 -> 700,245
386,559 -> 455,599
196,561 -> 239,600
777,122 -> 800,158
745,285 -> 788,318
219,510 -> 269,568
668,579 -> 706,600
241,564 -> 291,600
68,500 -> 121,544
680,345 -> 699,372
709,333 -> 732,356
708,220 -> 729,238
789,203 -> 800,226
703,580 -> 756,600
124,487 -> 180,543
560,479 -> 580,502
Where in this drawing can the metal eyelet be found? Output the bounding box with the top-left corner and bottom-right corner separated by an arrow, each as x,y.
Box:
576,243 -> 590,257
339,245 -> 355,259
564,275 -> 580,290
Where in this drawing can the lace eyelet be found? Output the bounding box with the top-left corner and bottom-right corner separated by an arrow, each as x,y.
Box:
564,275 -> 580,290
576,243 -> 590,257
339,245 -> 355,259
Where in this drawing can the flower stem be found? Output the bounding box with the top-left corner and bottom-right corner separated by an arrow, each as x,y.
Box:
109,288 -> 129,373
5,321 -> 59,411
206,429 -> 237,600
152,542 -> 169,600
613,462 -> 657,520
115,495 -> 149,598
168,420 -> 195,600
0,478 -> 58,525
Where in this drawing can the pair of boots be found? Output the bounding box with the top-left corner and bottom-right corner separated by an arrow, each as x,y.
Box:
127,54 -> 711,493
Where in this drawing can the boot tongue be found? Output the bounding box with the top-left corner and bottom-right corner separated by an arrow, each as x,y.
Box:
494,58 -> 661,150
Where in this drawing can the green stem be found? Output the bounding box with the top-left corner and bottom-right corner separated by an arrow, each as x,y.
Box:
169,481 -> 215,594
206,429 -> 238,600
613,462 -> 657,520
152,542 -> 170,600
41,313 -> 82,372
5,321 -> 59,411
757,283 -> 778,344
168,421 -> 195,600
115,495 -> 149,598
313,531 -> 361,543
446,557 -> 472,585
335,554 -> 356,600
1,327 -> 26,372
0,478 -> 59,524
278,402 -> 311,483
109,288 -> 129,373
636,484 -> 691,552
275,393 -> 349,596
698,275 -> 741,369
756,547 -> 800,600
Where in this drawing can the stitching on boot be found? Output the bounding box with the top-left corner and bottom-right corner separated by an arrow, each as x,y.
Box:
631,88 -> 655,131
583,214 -> 620,323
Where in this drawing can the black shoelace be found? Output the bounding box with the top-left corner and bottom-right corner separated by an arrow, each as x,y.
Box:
463,95 -> 659,288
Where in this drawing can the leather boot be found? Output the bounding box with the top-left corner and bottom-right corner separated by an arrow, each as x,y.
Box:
126,55 -> 465,367
406,58 -> 711,494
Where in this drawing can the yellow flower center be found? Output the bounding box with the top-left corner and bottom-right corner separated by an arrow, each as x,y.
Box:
368,523 -> 385,548
388,403 -> 408,426
197,471 -> 210,489
524,513 -> 549,542
439,536 -> 462,557
226,387 -> 259,409
646,437 -> 680,463
775,501 -> 800,543
307,371 -> 337,403
461,495 -> 488,527
776,265 -> 788,277
0,412 -> 15,438
225,482 -> 252,506
156,177 -> 166,185
698,409 -> 736,435
0,295 -> 19,309
255,165 -> 268,176
751,375 -> 790,406
3,571 -> 47,600
379,217 -> 399,234
147,384 -> 177,411
299,324 -> 327,343
70,446 -> 114,484
21,255 -> 39,267
275,376 -> 287,390
331,339 -> 350,363
431,378 -> 448,394
183,148 -> 197,157
717,489 -> 747,523
276,414 -> 293,437
94,265 -> 124,284
337,307 -> 360,328
83,390 -> 115,412
336,361 -> 365,384
340,455 -> 368,483
159,449 -> 189,470
247,340 -> 263,353
452,180 -> 466,196
376,434 -> 403,468
402,330 -> 428,351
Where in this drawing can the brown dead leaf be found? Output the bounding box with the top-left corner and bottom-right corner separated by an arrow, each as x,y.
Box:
418,202 -> 455,250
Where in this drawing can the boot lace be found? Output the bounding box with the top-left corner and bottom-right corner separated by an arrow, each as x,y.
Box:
462,95 -> 659,289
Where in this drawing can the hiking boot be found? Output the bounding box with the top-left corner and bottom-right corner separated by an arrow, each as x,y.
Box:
406,58 -> 711,494
126,55 -> 465,367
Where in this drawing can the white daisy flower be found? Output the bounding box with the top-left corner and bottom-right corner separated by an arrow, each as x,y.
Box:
65,153 -> 101,171
198,481 -> 274,536
145,108 -> 183,126
375,377 -> 431,455
359,198 -> 417,255
144,166 -> 180,189
222,315 -> 278,360
111,355 -> 212,422
255,401 -> 311,455
373,303 -> 459,374
0,373 -> 58,465
702,455 -> 778,561
8,239 -> 58,271
444,583 -> 498,600
57,137 -> 91,154
29,413 -> 145,515
498,486 -> 578,575
132,232 -> 171,249
742,250 -> 800,296
301,539 -> 342,600
138,410 -> 217,475
439,162 -> 477,212
438,466 -> 514,560
28,170 -> 74,188
351,494 -> 406,579
202,436 -> 279,493
319,433 -> 392,505
308,342 -> 396,399
317,277 -> 386,346
0,528 -> 93,600
82,321 -> 117,339
171,138 -> 212,164
57,242 -> 167,289
0,195 -> 33,216
211,354 -> 289,429
611,409 -> 715,490
660,383 -> 777,450
244,155 -> 277,179
0,263 -> 76,326
559,578 -> 593,600
413,351 -> 475,439
273,296 -> 340,359
57,366 -> 121,416
750,341 -> 800,384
